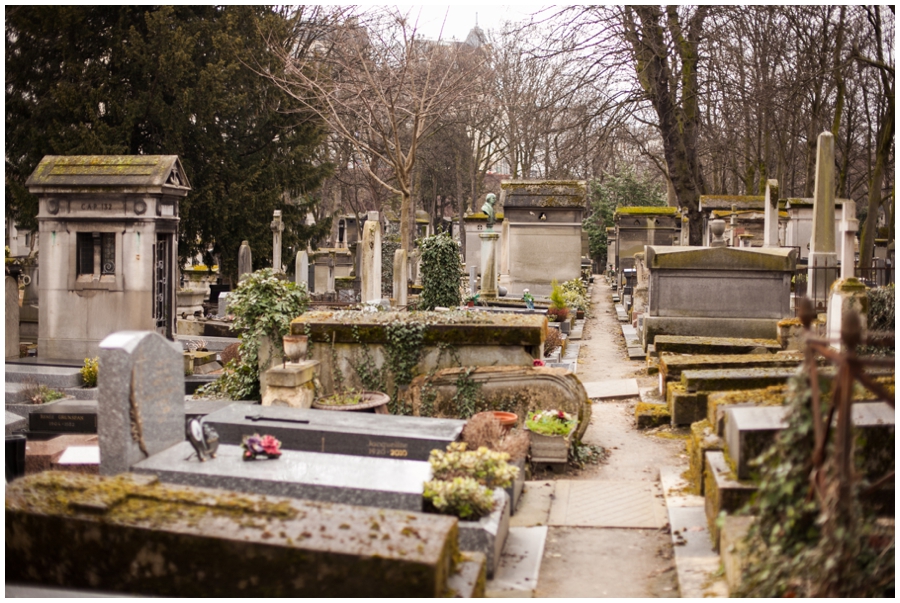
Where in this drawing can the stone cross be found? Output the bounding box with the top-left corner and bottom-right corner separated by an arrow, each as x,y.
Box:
763,179 -> 780,247
361,213 -> 382,302
840,200 -> 858,280
296,250 -> 309,290
271,210 -> 284,272
98,331 -> 184,476
238,240 -> 252,281
807,131 -> 838,305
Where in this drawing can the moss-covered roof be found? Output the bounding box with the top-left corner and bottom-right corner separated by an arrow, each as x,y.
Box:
465,212 -> 505,221
26,155 -> 191,193
614,206 -> 679,216
645,245 -> 796,271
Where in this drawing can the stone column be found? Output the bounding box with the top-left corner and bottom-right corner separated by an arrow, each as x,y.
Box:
270,210 -> 284,272
361,212 -> 382,302
825,278 -> 867,351
479,231 -> 500,298
393,248 -> 408,307
839,200 -> 858,280
326,252 -> 336,293
807,131 -> 838,307
238,240 -> 252,281
296,250 -> 309,289
763,179 -> 780,247
499,219 -> 511,290
6,276 -> 20,359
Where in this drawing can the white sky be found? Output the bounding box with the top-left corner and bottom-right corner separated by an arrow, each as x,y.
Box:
387,5 -> 547,41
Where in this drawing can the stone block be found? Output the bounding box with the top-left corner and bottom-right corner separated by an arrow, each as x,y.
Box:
6,471 -> 463,597
458,488 -> 510,578
653,335 -> 782,355
24,434 -> 99,474
706,386 -> 786,435
687,420 -> 722,495
720,514 -> 755,594
132,442 -> 431,512
666,382 -> 707,426
5,364 -> 83,388
260,360 -> 319,408
98,331 -> 185,476
658,352 -> 801,384
6,276 -> 19,359
203,402 -> 464,461
634,402 -> 670,429
642,316 -> 781,349
704,451 -> 755,549
6,410 -> 26,435
681,367 -> 798,394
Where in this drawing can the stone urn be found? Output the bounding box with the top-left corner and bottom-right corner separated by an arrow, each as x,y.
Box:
282,335 -> 308,363
312,391 -> 390,415
709,218 -> 727,247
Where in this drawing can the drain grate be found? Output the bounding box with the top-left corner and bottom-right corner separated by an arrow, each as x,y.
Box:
548,480 -> 667,528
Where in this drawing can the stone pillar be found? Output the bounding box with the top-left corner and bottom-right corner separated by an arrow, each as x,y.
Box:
808,132 -> 838,307
763,179 -> 780,247
238,240 -> 252,281
825,278 -> 867,351
729,206 -> 737,247
469,265 -> 478,296
839,200 -> 858,280
327,252 -> 336,294
296,250 -> 309,290
270,210 -> 284,272
479,231 -> 500,298
499,219 -> 511,290
6,276 -> 20,359
361,212 -> 382,303
393,248 -> 408,307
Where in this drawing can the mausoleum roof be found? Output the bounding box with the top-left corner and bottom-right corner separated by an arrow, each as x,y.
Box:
25,155 -> 191,195
645,245 -> 797,272
500,180 -> 587,208
614,206 -> 679,217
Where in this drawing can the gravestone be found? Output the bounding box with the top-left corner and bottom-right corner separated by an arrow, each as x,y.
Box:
807,132 -> 838,305
6,275 -> 19,359
361,212 -> 382,302
98,331 -> 185,476
202,402 -> 465,460
217,291 -> 229,317
28,404 -> 98,434
839,200 -> 858,280
296,249 -> 309,289
393,248 -> 408,306
469,265 -> 478,296
271,210 -> 284,272
763,180 -> 780,247
238,240 -> 252,281
132,442 -> 431,511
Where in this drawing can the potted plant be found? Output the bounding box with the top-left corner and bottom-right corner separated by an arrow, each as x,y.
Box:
526,409 -> 577,464
464,293 -> 480,308
547,280 -> 569,326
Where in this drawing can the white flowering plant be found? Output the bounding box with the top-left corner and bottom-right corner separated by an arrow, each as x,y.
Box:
428,442 -> 518,489
423,477 -> 496,521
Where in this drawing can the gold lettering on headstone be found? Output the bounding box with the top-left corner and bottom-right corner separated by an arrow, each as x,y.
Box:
367,440 -> 409,457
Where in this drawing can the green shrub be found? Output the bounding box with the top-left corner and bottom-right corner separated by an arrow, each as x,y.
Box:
419,232 -> 463,310
526,409 -> 576,436
81,357 -> 99,388
21,381 -> 66,404
423,477 -> 496,520
549,279 -> 567,310
197,268 -> 309,400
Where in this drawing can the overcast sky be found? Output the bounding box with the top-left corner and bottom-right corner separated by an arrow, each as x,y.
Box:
391,5 -> 546,40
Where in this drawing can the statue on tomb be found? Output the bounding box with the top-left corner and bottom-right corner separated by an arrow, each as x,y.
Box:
481,193 -> 497,231
238,240 -> 253,281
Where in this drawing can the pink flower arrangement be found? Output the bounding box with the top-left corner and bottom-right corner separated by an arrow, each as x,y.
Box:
533,359 -> 545,367
242,433 -> 282,460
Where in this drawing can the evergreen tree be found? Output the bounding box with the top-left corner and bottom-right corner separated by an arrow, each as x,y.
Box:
6,6 -> 332,281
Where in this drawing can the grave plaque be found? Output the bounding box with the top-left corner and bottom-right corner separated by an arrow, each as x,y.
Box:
202,403 -> 465,461
28,405 -> 98,434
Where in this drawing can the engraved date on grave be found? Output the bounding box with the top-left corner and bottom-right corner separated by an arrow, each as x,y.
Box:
368,440 -> 409,458
80,202 -> 114,211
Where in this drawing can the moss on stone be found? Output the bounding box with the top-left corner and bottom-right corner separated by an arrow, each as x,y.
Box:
635,402 -> 670,428
614,206 -> 679,216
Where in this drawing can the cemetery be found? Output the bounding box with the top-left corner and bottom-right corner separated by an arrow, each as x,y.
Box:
4,5 -> 895,599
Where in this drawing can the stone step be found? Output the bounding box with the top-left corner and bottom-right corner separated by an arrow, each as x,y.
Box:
5,364 -> 83,388
653,335 -> 782,356
659,352 -> 802,386
485,526 -> 548,597
584,378 -> 639,401
627,347 -> 645,360
723,402 -> 895,481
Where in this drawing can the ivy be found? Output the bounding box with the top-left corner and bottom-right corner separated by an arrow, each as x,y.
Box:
736,372 -> 895,597
418,231 -> 463,310
197,268 -> 309,400
384,320 -> 425,387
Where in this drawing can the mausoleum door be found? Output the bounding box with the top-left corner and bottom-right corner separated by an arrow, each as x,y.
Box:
153,234 -> 174,339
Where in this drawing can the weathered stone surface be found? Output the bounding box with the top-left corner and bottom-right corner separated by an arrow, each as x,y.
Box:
6,471 -> 461,597
653,335 -> 782,356
6,276 -> 19,359
6,410 -> 26,435
720,514 -> 755,594
260,360 -> 318,408
132,442 -> 431,512
479,232 -> 500,298
634,402 -> 670,429
643,316 -> 782,349
292,311 -> 544,395
406,366 -> 592,441
681,367 -> 798,394
458,488 -> 510,579
687,420 -> 722,495
5,364 -> 83,388
706,386 -> 787,435
98,331 -> 185,476
704,451 -> 755,549
202,402 -> 464,461
659,352 -> 801,386
666,382 -> 707,427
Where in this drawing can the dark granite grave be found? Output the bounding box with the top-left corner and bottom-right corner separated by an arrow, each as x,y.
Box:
202,403 -> 465,461
28,404 -> 97,434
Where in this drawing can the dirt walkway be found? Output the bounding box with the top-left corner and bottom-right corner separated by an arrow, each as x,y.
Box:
532,278 -> 687,598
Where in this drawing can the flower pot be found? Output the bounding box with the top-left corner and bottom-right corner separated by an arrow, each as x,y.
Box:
282,334 -> 308,363
474,410 -> 518,432
576,309 -> 584,320
528,423 -> 576,465
312,391 -> 391,414
466,301 -> 475,307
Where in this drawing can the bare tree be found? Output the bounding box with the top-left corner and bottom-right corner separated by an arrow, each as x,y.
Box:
264,8 -> 481,251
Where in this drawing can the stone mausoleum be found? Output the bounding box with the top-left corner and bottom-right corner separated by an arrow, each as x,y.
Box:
499,180 -> 586,297
26,155 -> 191,358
